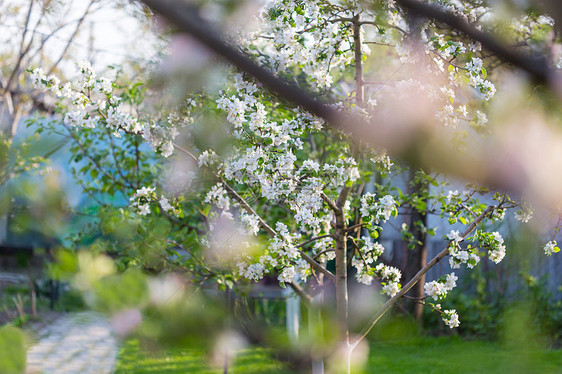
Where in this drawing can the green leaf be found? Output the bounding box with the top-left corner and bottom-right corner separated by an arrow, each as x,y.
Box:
459,216 -> 468,225
0,325 -> 26,374
481,67 -> 487,79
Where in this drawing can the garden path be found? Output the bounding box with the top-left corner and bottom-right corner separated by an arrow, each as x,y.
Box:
26,311 -> 118,374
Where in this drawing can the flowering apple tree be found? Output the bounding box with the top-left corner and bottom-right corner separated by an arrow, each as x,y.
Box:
28,0 -> 562,371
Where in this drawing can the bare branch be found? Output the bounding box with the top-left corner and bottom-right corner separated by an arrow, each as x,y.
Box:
47,0 -> 95,75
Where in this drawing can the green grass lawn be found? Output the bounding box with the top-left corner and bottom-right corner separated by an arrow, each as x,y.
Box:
115,337 -> 562,373
115,339 -> 291,374
368,337 -> 562,374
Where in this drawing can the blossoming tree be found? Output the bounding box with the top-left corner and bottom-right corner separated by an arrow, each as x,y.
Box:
29,0 -> 562,372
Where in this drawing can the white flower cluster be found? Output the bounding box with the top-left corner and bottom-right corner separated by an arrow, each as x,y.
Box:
424,273 -> 458,300
268,222 -> 300,261
129,186 -> 156,216
512,15 -> 554,35
106,105 -> 142,137
216,74 -> 312,149
429,34 -> 466,59
258,0 -> 360,88
142,119 -> 180,158
239,211 -> 260,236
370,152 -> 393,173
128,187 -> 179,217
313,237 -> 335,262
447,230 -> 480,269
159,196 -> 174,214
475,231 -> 507,264
278,259 -> 310,283
446,190 -> 460,203
447,229 -> 463,242
465,57 -> 496,101
237,260 -> 265,281
29,67 -> 72,98
372,264 -> 402,297
442,309 -> 460,329
30,63 -> 183,158
205,183 -> 231,211
544,240 -> 559,256
322,157 -> 360,186
514,206 -> 533,223
436,103 -> 472,128
352,238 -> 385,285
198,150 -> 219,167
290,177 -> 325,231
236,222 -> 311,284
31,61 -> 112,100
474,110 -> 488,127
360,193 -> 397,224
222,146 -> 298,203
141,104 -> 195,158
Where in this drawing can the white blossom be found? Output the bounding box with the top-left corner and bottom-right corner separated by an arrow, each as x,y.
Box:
544,240 -> 559,256
159,196 -> 174,213
129,186 -> 155,215
424,272 -> 458,300
442,309 -> 460,328
205,183 -> 231,211
447,230 -> 463,243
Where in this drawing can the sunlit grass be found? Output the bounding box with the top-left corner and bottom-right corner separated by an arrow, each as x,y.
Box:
368,336 -> 562,374
115,339 -> 291,374
116,336 -> 562,373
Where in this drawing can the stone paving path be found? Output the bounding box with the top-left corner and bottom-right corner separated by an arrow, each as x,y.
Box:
26,312 -> 118,374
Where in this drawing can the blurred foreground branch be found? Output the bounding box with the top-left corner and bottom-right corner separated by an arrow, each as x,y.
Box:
139,0 -> 562,210
396,0 -> 558,86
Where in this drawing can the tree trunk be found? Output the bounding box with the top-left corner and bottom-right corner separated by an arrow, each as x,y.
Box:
334,211 -> 349,346
334,203 -> 352,374
403,169 -> 428,324
310,292 -> 324,374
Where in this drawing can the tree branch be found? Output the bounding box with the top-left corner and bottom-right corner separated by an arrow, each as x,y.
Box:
353,14 -> 364,106
47,0 -> 95,75
140,0 -> 562,205
346,223 -> 366,232
173,143 -> 336,284
395,0 -> 556,85
140,0 -> 340,123
297,234 -> 334,248
298,249 -> 336,283
288,281 -> 312,305
351,205 -> 494,348
321,192 -> 340,214
336,186 -> 351,210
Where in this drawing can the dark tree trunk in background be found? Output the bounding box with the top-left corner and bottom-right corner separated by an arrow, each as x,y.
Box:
403,169 -> 428,325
